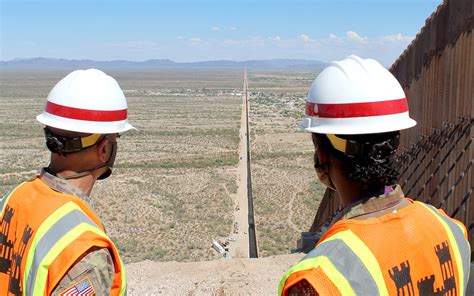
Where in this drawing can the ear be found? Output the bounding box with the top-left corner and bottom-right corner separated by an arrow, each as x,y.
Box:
315,145 -> 329,165
96,137 -> 110,162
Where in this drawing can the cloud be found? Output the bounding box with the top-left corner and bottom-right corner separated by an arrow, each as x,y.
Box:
346,31 -> 368,44
327,33 -> 343,44
77,31 -> 416,66
381,33 -> 413,42
300,34 -> 311,42
230,27 -> 237,31
211,26 -> 220,32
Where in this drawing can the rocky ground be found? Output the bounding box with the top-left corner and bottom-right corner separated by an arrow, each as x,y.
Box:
125,253 -> 304,295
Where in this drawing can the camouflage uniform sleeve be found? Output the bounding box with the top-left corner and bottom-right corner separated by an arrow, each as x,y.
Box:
51,247 -> 115,296
288,279 -> 318,296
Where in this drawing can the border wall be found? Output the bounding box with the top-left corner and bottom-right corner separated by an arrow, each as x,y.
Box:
309,0 -> 473,259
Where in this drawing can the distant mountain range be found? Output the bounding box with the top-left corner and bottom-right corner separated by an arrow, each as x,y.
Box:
0,57 -> 328,70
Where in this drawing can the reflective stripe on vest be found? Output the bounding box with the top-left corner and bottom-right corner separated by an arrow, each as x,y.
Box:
110,240 -> 127,296
22,201 -> 111,295
0,182 -> 25,216
417,202 -> 471,295
279,229 -> 388,296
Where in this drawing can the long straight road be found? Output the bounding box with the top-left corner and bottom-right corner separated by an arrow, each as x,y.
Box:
228,69 -> 258,258
244,70 -> 258,258
228,70 -> 250,258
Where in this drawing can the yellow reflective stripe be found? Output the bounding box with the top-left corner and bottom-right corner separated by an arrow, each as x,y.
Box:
418,202 -> 466,295
31,223 -> 108,295
315,256 -> 355,295
324,230 -> 388,295
120,261 -> 126,296
23,201 -> 79,295
278,256 -> 355,296
108,239 -> 127,296
279,229 -> 389,296
0,181 -> 25,216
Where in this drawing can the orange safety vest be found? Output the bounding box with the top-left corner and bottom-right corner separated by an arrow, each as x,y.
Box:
0,177 -> 126,295
279,200 -> 471,296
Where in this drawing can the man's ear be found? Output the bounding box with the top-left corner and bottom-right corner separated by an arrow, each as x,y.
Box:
97,137 -> 110,162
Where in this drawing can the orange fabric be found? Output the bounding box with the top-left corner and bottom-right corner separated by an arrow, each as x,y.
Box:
285,199 -> 468,295
46,231 -> 125,295
0,177 -> 123,295
283,267 -> 341,296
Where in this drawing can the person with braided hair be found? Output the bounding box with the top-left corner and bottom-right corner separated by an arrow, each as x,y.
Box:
279,55 -> 471,296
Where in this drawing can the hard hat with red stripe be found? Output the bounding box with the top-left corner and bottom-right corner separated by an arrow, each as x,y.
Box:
36,69 -> 135,134
301,55 -> 416,135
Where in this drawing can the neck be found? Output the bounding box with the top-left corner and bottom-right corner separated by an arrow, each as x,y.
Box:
338,184 -> 386,207
55,170 -> 96,196
337,185 -> 363,206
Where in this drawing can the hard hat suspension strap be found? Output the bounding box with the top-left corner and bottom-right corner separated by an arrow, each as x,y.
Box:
44,128 -> 102,156
326,133 -> 400,159
45,161 -> 109,180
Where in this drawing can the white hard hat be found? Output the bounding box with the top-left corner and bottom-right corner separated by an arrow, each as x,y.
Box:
37,69 -> 135,134
300,55 -> 416,135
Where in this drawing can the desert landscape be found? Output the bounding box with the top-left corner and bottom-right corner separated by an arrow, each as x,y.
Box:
0,68 -> 325,294
247,70 -> 325,256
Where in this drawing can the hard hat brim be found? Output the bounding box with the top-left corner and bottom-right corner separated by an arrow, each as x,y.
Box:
300,112 -> 417,135
37,112 -> 136,134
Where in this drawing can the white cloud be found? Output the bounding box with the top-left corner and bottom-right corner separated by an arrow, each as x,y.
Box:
211,26 -> 220,32
230,27 -> 237,31
327,33 -> 343,44
83,32 -> 415,66
300,34 -> 311,42
346,31 -> 368,44
381,33 -> 414,42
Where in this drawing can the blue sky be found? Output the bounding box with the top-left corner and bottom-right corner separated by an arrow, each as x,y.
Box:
1,0 -> 441,65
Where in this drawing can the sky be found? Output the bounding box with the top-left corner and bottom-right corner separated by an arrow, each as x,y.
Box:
1,0 -> 442,66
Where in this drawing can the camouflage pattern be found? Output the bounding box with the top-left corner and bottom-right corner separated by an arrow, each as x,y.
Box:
39,169 -> 93,206
288,279 -> 316,295
51,248 -> 114,296
341,185 -> 405,220
39,169 -> 115,295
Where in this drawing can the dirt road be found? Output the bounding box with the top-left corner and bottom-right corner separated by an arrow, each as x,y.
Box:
228,70 -> 250,258
125,253 -> 304,295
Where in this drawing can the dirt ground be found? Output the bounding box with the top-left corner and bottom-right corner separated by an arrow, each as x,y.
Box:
125,253 -> 304,295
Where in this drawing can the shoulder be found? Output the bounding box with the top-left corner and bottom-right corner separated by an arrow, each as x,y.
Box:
280,232 -> 356,295
281,228 -> 387,296
52,248 -> 115,296
414,201 -> 469,237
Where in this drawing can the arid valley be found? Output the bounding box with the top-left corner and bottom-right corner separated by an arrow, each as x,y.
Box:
0,68 -> 325,294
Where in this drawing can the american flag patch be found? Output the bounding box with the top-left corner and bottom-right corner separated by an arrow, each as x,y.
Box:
60,278 -> 96,296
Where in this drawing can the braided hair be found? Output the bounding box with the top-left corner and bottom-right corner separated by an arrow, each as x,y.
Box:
312,131 -> 400,196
